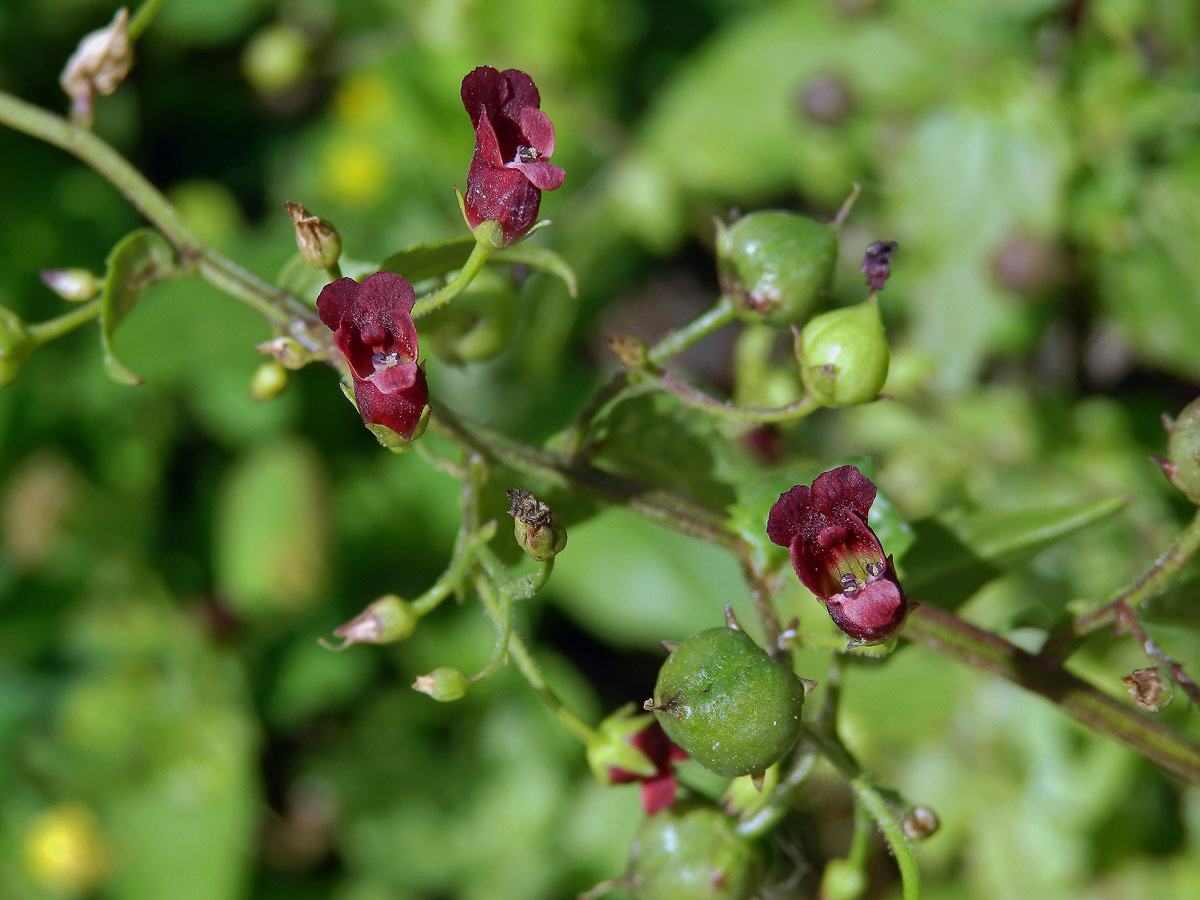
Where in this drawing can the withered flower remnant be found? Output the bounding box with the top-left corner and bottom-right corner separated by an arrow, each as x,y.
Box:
316,272 -> 430,444
60,8 -> 133,119
767,465 -> 908,643
460,66 -> 566,246
861,240 -> 898,292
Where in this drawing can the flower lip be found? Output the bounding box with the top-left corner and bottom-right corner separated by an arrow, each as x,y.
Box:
767,465 -> 908,643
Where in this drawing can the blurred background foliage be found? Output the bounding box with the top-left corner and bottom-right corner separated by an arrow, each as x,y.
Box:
2,0 -> 1200,898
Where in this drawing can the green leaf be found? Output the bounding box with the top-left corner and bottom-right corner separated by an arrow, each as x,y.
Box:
276,254 -> 379,303
902,496 -> 1128,608
99,229 -> 177,386
377,235 -> 578,297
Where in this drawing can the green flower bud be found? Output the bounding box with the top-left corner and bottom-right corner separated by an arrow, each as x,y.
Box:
249,359 -> 289,401
1161,398 -> 1200,504
413,667 -> 469,702
0,306 -> 35,388
40,268 -> 101,301
506,489 -> 567,561
649,627 -> 806,777
256,336 -> 315,370
628,803 -> 761,900
286,202 -> 342,270
820,859 -> 867,900
330,594 -> 418,649
799,296 -> 889,406
420,268 -> 518,364
716,210 -> 838,327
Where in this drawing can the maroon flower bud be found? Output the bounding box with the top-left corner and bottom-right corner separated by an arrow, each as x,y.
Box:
316,272 -> 430,441
460,66 -> 566,246
861,240 -> 897,291
767,465 -> 908,643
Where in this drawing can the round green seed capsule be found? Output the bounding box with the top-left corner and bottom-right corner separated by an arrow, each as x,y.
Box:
629,803 -> 760,900
652,627 -> 805,777
717,210 -> 838,327
1165,397 -> 1200,504
799,297 -> 889,406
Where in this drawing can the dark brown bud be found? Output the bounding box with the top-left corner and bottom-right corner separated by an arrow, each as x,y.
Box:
1122,666 -> 1167,713
902,806 -> 940,840
606,334 -> 649,370
861,240 -> 898,292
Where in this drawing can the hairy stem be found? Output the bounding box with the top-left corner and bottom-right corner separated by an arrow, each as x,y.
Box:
654,369 -> 819,424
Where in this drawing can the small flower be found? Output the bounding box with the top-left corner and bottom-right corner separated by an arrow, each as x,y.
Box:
316,271 -> 430,442
767,465 -> 908,643
588,710 -> 688,815
460,66 -> 566,246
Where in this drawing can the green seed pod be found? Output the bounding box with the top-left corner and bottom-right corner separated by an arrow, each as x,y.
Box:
0,306 -> 35,388
799,296 -> 889,406
249,359 -> 289,401
1163,398 -> 1200,504
420,268 -> 519,364
717,211 -> 838,327
629,803 -> 760,900
506,489 -> 567,562
651,627 -> 805,777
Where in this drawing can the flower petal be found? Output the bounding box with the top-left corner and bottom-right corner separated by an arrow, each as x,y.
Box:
518,107 -> 556,158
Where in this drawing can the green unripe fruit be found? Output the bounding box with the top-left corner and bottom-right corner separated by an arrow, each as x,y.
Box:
421,268 -> 519,364
652,627 -> 805,777
629,803 -> 760,900
0,306 -> 35,388
799,297 -> 889,406
717,211 -> 838,327
1164,397 -> 1200,504
249,359 -> 289,401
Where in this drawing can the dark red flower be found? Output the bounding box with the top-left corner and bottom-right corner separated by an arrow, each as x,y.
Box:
767,465 -> 908,643
316,271 -> 429,441
460,66 -> 566,246
607,720 -> 689,815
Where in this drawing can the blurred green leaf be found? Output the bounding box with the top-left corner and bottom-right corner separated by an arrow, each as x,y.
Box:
378,236 -> 577,297
902,496 -> 1128,608
99,229 -> 177,386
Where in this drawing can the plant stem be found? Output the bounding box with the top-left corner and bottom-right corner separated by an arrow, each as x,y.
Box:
904,603 -> 1200,784
128,0 -> 165,40
654,370 -> 819,424
409,522 -> 497,617
735,744 -> 818,840
0,90 -> 326,346
1052,506 -> 1200,649
805,727 -> 920,900
472,572 -> 514,682
560,295 -> 738,456
27,299 -> 102,345
411,240 -> 494,318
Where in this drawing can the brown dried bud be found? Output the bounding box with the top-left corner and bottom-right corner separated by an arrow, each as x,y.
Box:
285,201 -> 342,270
60,8 -> 133,119
506,489 -> 567,561
861,240 -> 898,292
1122,666 -> 1167,713
606,334 -> 649,371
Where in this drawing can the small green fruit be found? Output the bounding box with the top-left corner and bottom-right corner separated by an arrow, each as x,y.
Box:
717,211 -> 838,327
412,667 -> 469,702
799,296 -> 889,406
629,803 -> 760,900
652,627 -> 805,777
1163,398 -> 1200,504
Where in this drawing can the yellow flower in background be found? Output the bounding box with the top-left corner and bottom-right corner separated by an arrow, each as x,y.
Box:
321,138 -> 389,206
22,802 -> 110,896
334,73 -> 394,129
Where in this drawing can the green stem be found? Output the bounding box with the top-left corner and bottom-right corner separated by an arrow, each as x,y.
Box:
805,727 -> 920,900
0,90 -> 325,345
1053,506 -> 1200,649
27,299 -> 102,345
128,0 -> 165,40
734,744 -> 818,840
412,240 -> 495,318
845,801 -> 874,870
428,406 -> 738,550
326,262 -> 344,282
560,295 -> 738,456
472,573 -> 514,682
654,370 -> 819,424
409,522 -> 497,618
904,604 -> 1200,784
